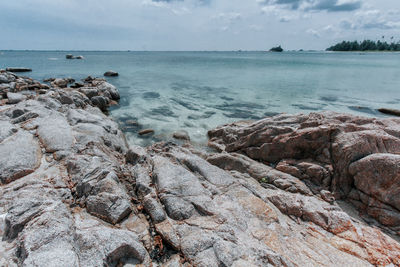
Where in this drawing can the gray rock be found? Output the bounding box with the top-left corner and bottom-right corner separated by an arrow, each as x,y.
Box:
173,130 -> 190,141
104,71 -> 119,77
71,161 -> 132,224
213,240 -> 241,266
268,191 -> 353,234
97,81 -> 120,100
51,78 -> 69,88
0,120 -> 17,142
80,88 -> 99,98
0,131 -> 41,184
10,108 -> 25,118
70,82 -> 84,88
0,72 -> 16,83
91,95 -> 109,111
134,165 -> 153,198
143,195 -> 167,223
207,152 -> 312,195
86,192 -> 132,224
10,111 -> 39,124
126,146 -> 147,165
161,196 -> 194,220
4,197 -> 45,240
17,202 -> 79,267
59,94 -> 74,105
175,152 -> 235,186
76,225 -> 150,266
36,115 -> 74,152
7,92 -> 26,104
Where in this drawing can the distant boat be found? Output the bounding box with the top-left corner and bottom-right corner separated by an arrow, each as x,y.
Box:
269,46 -> 283,52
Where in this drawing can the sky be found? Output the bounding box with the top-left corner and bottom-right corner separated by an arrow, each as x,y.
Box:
0,0 -> 399,51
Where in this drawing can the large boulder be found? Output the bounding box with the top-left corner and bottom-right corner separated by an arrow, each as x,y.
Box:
350,153 -> 400,210
208,112 -> 400,198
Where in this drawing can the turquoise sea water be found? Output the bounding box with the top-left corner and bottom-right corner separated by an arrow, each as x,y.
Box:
1,51 -> 400,145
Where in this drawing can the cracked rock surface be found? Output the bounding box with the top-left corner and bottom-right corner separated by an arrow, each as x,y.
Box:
1,70 -> 400,266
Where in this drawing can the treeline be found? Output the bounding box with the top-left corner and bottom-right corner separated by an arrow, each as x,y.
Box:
326,40 -> 400,51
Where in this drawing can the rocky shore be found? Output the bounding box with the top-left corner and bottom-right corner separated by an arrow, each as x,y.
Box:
1,70 -> 400,266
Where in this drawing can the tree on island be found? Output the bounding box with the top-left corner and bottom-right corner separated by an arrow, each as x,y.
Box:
269,45 -> 283,52
326,39 -> 400,51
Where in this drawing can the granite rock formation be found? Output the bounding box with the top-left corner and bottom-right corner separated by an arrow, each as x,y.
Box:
1,70 -> 400,266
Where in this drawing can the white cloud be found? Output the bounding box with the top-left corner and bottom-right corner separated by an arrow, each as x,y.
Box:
306,28 -> 320,37
339,9 -> 400,30
0,0 -> 399,50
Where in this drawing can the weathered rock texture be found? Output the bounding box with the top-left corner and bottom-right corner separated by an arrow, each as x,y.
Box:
208,112 -> 400,233
1,71 -> 400,266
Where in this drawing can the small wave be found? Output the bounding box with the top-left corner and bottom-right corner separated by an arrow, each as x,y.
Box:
48,57 -> 58,60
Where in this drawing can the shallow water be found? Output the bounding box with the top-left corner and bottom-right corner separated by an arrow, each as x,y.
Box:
1,51 -> 400,146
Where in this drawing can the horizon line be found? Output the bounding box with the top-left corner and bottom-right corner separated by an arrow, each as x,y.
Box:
0,49 -> 324,52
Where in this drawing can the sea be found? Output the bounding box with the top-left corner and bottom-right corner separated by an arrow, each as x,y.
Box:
1,51 -> 399,146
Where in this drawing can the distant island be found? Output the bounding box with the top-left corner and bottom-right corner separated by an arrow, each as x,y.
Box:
327,39 -> 400,51
269,46 -> 283,52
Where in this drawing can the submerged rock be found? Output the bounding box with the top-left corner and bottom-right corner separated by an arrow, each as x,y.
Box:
139,129 -> 155,136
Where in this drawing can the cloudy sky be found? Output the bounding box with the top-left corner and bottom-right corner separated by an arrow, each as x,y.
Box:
1,0 -> 399,50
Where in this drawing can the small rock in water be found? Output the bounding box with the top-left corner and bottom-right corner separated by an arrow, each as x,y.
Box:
378,108 -> 400,117
65,54 -> 83,59
6,67 -> 32,72
173,130 -> 190,141
139,129 -> 155,136
104,71 -> 119,77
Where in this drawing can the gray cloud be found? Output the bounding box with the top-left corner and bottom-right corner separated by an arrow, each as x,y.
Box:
259,0 -> 362,12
